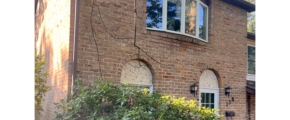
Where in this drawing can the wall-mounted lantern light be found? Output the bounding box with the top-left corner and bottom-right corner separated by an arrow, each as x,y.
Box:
190,84 -> 198,97
225,86 -> 232,97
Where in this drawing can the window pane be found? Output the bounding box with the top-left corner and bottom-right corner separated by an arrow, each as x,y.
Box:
248,61 -> 255,74
201,93 -> 205,103
248,55 -> 255,61
167,0 -> 182,32
210,93 -> 214,104
199,4 -> 207,40
205,104 -> 209,108
248,46 -> 255,61
146,0 -> 163,29
247,46 -> 255,74
185,0 -> 197,36
136,86 -> 143,91
134,86 -> 152,93
210,104 -> 214,109
205,93 -> 209,103
144,87 -> 151,93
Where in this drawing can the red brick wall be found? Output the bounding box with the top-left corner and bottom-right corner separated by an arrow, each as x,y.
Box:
248,95 -> 255,120
74,0 -> 248,119
34,0 -> 253,119
35,0 -> 74,119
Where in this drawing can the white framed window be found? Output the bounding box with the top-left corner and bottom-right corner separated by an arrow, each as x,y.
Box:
247,45 -> 255,81
146,0 -> 208,42
199,88 -> 219,114
121,83 -> 153,93
120,60 -> 154,93
199,70 -> 219,114
121,84 -> 153,94
131,84 -> 153,93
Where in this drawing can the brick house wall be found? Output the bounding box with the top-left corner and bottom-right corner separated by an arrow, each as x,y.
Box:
74,0 -> 248,119
247,35 -> 255,120
35,0 -> 253,119
35,0 -> 75,119
248,95 -> 255,120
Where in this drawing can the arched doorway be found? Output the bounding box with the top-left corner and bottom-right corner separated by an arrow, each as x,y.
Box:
199,70 -> 219,112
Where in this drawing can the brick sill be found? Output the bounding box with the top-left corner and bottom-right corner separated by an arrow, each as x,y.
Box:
146,28 -> 208,46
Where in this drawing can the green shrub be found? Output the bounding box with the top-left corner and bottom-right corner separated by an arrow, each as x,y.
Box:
54,78 -> 223,120
35,54 -> 51,118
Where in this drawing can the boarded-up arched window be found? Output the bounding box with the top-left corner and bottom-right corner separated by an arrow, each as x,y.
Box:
200,70 -> 218,88
121,60 -> 153,93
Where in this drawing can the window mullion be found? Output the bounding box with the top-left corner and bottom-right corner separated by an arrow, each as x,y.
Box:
209,93 -> 211,105
162,0 -> 167,30
181,0 -> 185,34
196,0 -> 200,38
247,46 -> 249,74
206,5 -> 208,42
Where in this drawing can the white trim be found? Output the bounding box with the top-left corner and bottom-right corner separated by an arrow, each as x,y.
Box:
247,73 -> 255,76
149,85 -> 153,93
181,0 -> 185,34
200,2 -> 209,42
162,0 -> 167,30
247,74 -> 255,81
199,87 -> 219,90
206,4 -> 208,42
146,0 -> 208,43
146,28 -> 208,43
247,44 -> 255,47
199,2 -> 208,42
196,0 -> 200,38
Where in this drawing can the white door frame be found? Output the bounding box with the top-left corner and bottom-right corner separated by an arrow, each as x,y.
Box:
199,87 -> 219,114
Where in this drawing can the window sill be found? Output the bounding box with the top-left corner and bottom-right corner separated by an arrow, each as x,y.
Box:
146,28 -> 208,45
246,74 -> 255,81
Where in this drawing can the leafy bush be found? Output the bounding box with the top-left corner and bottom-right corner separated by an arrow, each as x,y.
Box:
35,54 -> 51,118
54,78 -> 223,120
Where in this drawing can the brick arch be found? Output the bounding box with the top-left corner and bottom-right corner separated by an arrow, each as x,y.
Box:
114,54 -> 157,86
198,65 -> 222,88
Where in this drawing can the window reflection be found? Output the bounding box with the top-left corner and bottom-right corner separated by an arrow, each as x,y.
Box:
167,0 -> 182,32
185,0 -> 196,36
247,46 -> 255,74
199,4 -> 207,40
146,0 -> 163,29
201,93 -> 215,109
145,0 -> 208,41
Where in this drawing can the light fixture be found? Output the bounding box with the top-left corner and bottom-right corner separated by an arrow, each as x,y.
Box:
190,84 -> 198,97
225,86 -> 232,97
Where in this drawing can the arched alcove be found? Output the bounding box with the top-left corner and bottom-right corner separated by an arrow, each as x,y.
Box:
200,70 -> 219,88
199,69 -> 219,111
120,60 -> 152,85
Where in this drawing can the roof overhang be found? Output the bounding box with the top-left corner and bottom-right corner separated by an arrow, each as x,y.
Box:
246,87 -> 255,95
247,32 -> 255,40
222,0 -> 255,12
246,80 -> 255,95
